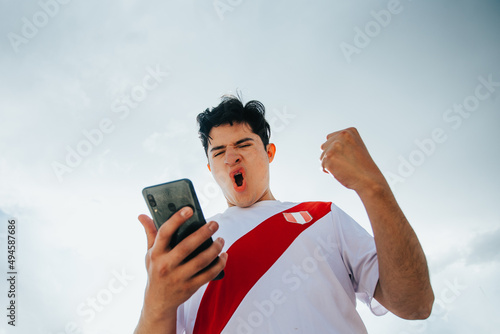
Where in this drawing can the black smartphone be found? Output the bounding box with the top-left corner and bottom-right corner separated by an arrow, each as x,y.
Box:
142,178 -> 224,280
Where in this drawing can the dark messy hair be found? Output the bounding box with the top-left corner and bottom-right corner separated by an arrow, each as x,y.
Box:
197,95 -> 271,156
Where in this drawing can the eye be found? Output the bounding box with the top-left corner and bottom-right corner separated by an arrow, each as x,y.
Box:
238,144 -> 251,148
214,151 -> 225,158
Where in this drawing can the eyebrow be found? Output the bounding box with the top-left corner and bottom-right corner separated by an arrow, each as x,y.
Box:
209,137 -> 255,153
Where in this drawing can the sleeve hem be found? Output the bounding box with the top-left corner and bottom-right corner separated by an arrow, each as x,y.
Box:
368,296 -> 389,316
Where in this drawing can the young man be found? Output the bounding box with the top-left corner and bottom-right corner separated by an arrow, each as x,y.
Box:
135,96 -> 434,333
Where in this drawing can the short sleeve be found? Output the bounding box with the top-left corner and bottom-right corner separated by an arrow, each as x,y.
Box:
330,203 -> 388,316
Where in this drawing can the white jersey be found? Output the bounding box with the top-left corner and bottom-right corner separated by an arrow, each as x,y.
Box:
177,200 -> 387,334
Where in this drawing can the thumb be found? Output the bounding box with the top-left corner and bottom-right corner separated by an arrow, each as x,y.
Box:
138,214 -> 157,250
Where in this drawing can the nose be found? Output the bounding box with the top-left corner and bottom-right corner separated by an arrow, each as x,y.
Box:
224,146 -> 241,165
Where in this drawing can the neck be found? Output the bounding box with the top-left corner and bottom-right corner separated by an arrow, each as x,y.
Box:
258,188 -> 276,202
226,188 -> 276,208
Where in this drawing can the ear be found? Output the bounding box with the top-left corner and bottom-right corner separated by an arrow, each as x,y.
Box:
207,163 -> 211,172
266,143 -> 276,163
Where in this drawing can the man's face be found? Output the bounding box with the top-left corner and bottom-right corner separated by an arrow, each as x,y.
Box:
207,122 -> 276,208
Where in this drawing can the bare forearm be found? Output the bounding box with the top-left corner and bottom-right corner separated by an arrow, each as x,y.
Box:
357,181 -> 434,319
134,307 -> 177,334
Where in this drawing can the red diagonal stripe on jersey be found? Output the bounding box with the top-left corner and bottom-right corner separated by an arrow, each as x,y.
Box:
193,202 -> 332,334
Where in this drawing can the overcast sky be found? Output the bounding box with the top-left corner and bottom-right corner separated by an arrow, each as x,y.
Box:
1,0 -> 499,333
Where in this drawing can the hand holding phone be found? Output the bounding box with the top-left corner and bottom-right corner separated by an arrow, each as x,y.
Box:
135,207 -> 227,332
142,179 -> 224,280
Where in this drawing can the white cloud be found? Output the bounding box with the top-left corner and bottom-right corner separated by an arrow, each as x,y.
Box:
465,227 -> 500,266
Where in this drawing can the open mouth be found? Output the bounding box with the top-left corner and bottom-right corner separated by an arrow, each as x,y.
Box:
234,172 -> 243,187
230,168 -> 246,192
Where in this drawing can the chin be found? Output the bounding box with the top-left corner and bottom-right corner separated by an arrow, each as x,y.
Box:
237,201 -> 256,208
228,194 -> 256,208
231,199 -> 254,208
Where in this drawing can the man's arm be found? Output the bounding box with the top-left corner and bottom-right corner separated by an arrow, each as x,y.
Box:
320,127 -> 434,319
134,207 -> 227,333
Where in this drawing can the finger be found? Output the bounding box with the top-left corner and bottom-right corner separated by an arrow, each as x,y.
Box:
190,252 -> 228,286
320,138 -> 332,160
320,157 -> 328,174
347,126 -> 359,136
181,236 -> 225,275
151,206 -> 194,257
320,133 -> 338,155
320,141 -> 337,164
326,130 -> 340,140
321,152 -> 334,174
138,214 -> 157,250
320,136 -> 333,151
319,146 -> 327,161
169,220 -> 220,264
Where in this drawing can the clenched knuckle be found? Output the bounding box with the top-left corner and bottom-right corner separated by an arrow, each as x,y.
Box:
332,141 -> 343,151
340,129 -> 351,138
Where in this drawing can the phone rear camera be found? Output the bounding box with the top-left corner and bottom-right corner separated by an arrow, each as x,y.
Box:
168,203 -> 176,212
147,194 -> 157,207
